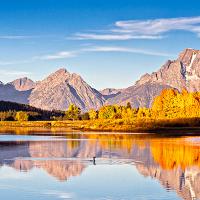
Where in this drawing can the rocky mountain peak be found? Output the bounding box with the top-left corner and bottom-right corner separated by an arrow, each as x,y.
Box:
1,48 -> 200,110
10,77 -> 35,91
29,68 -> 105,111
106,48 -> 200,108
54,68 -> 69,75
178,48 -> 200,65
47,68 -> 70,80
135,73 -> 151,86
134,48 -> 200,92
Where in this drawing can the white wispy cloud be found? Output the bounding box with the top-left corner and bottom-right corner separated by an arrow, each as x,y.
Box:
37,51 -> 76,60
73,33 -> 161,40
0,44 -> 171,67
0,69 -> 31,77
0,35 -> 36,40
0,61 -> 17,65
72,16 -> 200,40
0,51 -> 76,66
0,59 -> 34,66
43,190 -> 73,199
114,16 -> 200,35
83,46 -> 172,57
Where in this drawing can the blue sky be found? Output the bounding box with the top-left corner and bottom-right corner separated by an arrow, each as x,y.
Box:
1,0 -> 200,89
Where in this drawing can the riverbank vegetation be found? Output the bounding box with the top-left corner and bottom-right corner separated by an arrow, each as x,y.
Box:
1,88 -> 200,132
0,101 -> 64,121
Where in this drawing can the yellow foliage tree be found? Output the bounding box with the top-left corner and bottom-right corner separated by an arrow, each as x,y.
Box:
15,111 -> 29,121
152,88 -> 200,119
88,109 -> 98,120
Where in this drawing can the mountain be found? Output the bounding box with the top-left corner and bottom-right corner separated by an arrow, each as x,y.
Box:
29,68 -> 105,111
135,48 -> 200,91
105,83 -> 170,108
105,48 -> 200,107
10,77 -> 35,91
0,77 -> 34,105
100,88 -> 122,100
1,48 -> 200,111
100,88 -> 121,96
0,83 -> 31,104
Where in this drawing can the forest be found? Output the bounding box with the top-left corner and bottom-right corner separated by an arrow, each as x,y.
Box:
62,88 -> 200,121
0,101 -> 64,121
1,88 -> 200,131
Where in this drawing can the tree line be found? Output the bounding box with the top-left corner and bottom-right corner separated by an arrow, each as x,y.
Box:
1,88 -> 200,121
60,88 -> 200,121
0,101 -> 64,121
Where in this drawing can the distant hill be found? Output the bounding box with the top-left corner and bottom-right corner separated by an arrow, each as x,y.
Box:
0,101 -> 63,119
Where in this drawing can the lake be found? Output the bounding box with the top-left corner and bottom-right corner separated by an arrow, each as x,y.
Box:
0,130 -> 200,200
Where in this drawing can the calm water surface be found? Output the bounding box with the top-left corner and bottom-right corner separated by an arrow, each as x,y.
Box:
0,131 -> 200,200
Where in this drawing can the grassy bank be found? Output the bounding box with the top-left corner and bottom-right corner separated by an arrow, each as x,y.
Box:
0,117 -> 200,133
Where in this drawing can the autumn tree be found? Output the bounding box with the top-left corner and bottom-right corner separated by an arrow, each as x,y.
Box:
65,104 -> 81,120
15,111 -> 29,121
137,108 -> 151,118
152,88 -> 200,119
89,109 -> 98,120
152,89 -> 178,118
0,111 -> 16,121
98,105 -> 117,119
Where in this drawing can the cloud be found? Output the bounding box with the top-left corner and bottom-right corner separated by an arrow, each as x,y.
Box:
114,16 -> 200,35
0,50 -> 76,65
72,16 -> 200,40
35,46 -> 172,60
0,51 -> 76,66
0,61 -> 17,66
43,190 -> 73,199
38,51 -> 76,60
0,35 -> 36,40
83,46 -> 172,57
0,60 -> 33,66
73,33 -> 161,40
0,69 -> 31,77
0,44 -> 171,67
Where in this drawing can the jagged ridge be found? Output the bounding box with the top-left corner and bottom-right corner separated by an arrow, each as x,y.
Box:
1,48 -> 200,110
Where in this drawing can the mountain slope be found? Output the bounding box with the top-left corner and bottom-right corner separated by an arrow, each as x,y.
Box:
135,48 -> 200,91
0,83 -> 31,104
105,48 -> 200,108
100,88 -> 122,100
1,48 -> 200,111
106,83 -> 171,107
29,68 -> 105,111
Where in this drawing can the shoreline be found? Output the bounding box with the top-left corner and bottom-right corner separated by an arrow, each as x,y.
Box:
0,120 -> 200,135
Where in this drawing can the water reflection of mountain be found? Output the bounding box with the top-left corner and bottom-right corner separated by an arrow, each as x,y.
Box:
0,141 -> 86,181
0,135 -> 200,199
137,164 -> 200,200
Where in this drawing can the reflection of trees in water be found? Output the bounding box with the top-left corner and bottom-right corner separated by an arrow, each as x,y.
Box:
1,134 -> 200,199
147,138 -> 200,200
150,139 -> 200,169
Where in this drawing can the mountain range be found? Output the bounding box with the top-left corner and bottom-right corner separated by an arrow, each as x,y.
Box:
0,48 -> 200,111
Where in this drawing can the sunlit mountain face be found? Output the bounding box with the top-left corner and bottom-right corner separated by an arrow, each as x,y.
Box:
0,133 -> 200,200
